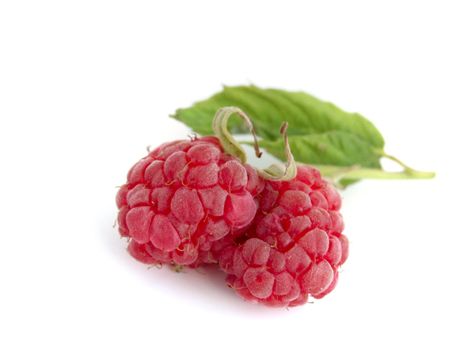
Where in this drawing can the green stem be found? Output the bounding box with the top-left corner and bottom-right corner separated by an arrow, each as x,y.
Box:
258,122 -> 297,181
212,107 -> 297,181
316,164 -> 436,181
212,107 -> 262,164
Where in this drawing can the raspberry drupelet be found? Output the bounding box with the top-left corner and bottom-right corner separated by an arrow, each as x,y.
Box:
219,165 -> 348,307
116,136 -> 264,267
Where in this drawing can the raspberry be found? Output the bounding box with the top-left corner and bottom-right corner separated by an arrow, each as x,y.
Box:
116,107 -> 350,308
116,136 -> 264,267
220,166 -> 348,307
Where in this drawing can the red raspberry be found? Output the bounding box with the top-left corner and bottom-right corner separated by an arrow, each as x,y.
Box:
116,136 -> 264,267
219,166 -> 348,307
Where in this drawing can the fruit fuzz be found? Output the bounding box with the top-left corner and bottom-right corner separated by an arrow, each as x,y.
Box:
116,136 -> 264,266
219,166 -> 348,307
116,107 -> 348,307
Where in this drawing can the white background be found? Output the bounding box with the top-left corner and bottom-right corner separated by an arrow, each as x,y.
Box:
1,1 -> 472,349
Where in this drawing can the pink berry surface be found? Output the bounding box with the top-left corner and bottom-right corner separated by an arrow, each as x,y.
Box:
219,166 -> 348,306
116,136 -> 264,267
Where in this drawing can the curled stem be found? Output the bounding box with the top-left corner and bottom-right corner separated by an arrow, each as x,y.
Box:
212,106 -> 297,182
258,122 -> 297,181
212,107 -> 262,163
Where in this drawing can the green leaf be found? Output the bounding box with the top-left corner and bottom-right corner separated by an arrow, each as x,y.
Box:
258,131 -> 382,169
171,85 -> 434,187
172,85 -> 385,149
